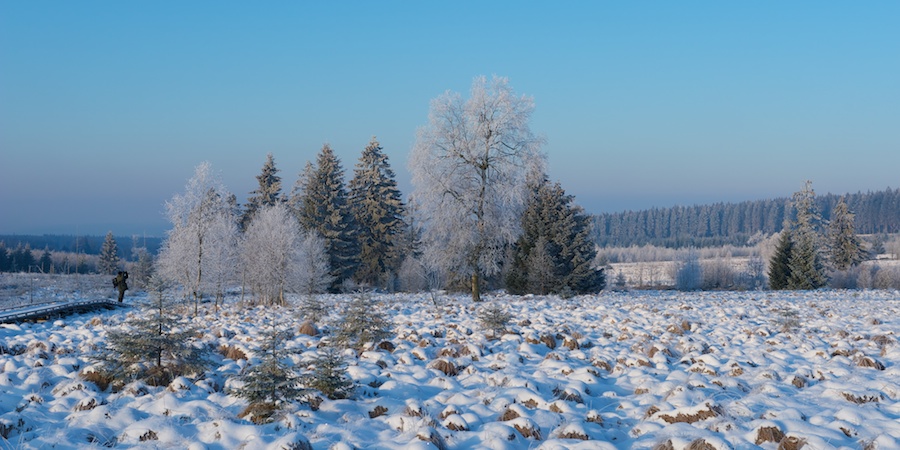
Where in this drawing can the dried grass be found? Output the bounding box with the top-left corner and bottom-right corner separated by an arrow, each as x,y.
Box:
139,430 -> 158,441
514,422 -> 542,440
540,335 -> 557,349
755,426 -> 785,444
778,436 -> 806,450
297,321 -> 318,336
498,408 -> 520,421
369,405 -> 388,418
842,392 -> 881,404
656,403 -> 720,424
557,428 -> 587,440
688,439 -> 717,450
218,345 -> 247,361
81,369 -> 114,392
416,428 -> 447,450
429,359 -> 459,377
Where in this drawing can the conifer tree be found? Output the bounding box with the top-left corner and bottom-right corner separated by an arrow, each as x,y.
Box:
98,231 -> 120,275
242,153 -> 283,230
506,177 -> 605,295
347,137 -> 406,288
786,181 -> 827,289
0,244 -> 9,272
826,197 -> 865,271
231,325 -> 305,423
94,276 -> 211,387
294,144 -> 360,291
301,348 -> 353,400
39,248 -> 53,273
768,230 -> 793,290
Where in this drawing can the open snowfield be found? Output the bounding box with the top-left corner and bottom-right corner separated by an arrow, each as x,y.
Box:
2,288 -> 899,449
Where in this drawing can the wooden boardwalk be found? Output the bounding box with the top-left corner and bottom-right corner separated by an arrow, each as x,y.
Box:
0,299 -> 127,323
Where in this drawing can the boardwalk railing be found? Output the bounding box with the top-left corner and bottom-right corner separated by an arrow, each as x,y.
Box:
0,299 -> 126,323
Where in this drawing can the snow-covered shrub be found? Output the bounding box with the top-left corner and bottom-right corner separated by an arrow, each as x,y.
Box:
674,251 -> 702,291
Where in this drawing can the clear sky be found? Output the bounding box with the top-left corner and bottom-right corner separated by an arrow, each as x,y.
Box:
2,2 -> 898,237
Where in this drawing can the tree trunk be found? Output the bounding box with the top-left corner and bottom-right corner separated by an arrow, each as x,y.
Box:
471,273 -> 482,302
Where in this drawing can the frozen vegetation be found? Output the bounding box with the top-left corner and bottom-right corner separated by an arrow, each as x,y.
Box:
2,287 -> 899,449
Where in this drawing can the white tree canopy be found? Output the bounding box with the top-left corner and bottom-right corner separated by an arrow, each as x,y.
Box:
409,76 -> 545,300
156,161 -> 236,313
241,203 -> 332,305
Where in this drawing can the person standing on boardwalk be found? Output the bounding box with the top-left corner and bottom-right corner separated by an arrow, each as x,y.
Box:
113,271 -> 128,302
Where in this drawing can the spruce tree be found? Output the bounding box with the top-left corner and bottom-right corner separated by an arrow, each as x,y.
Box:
347,137 -> 406,288
98,232 -> 120,275
93,276 -> 211,387
826,197 -> 865,271
786,181 -> 827,289
231,325 -> 305,423
0,243 -> 9,272
39,248 -> 53,273
294,144 -> 360,291
768,230 -> 793,290
506,177 -> 605,295
301,348 -> 353,400
242,153 -> 283,230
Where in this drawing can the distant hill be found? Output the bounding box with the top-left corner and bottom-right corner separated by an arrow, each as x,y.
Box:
0,234 -> 162,258
593,187 -> 900,248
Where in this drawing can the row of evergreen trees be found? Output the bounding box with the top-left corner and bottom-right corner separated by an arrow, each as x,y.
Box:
0,242 -> 51,273
158,137 -> 602,299
594,187 -> 900,248
238,140 -> 407,292
768,181 -> 867,290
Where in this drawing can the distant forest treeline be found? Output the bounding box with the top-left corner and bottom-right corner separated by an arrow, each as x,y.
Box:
593,187 -> 900,248
0,234 -> 162,259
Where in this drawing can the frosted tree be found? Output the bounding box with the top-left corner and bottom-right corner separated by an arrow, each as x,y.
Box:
203,212 -> 240,311
241,203 -> 331,305
787,181 -> 827,289
347,137 -> 406,288
409,76 -> 545,301
293,144 -> 360,291
241,153 -> 283,230
156,162 -> 235,314
674,250 -> 702,291
826,197 -> 865,271
97,231 -> 120,275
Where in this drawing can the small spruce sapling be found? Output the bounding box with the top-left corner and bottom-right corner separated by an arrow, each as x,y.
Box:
230,326 -> 305,423
333,295 -> 393,351
93,276 -> 211,387
477,303 -> 511,339
301,348 -> 353,400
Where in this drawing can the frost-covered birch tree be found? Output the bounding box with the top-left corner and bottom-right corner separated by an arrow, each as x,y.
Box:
241,203 -> 331,305
156,162 -> 236,314
409,76 -> 544,301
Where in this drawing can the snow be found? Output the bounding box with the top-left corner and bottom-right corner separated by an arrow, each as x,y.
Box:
1,288 -> 899,449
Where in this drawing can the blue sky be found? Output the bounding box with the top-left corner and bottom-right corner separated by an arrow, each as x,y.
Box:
2,2 -> 898,237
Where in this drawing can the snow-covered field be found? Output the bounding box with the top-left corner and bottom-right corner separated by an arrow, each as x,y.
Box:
2,289 -> 899,449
